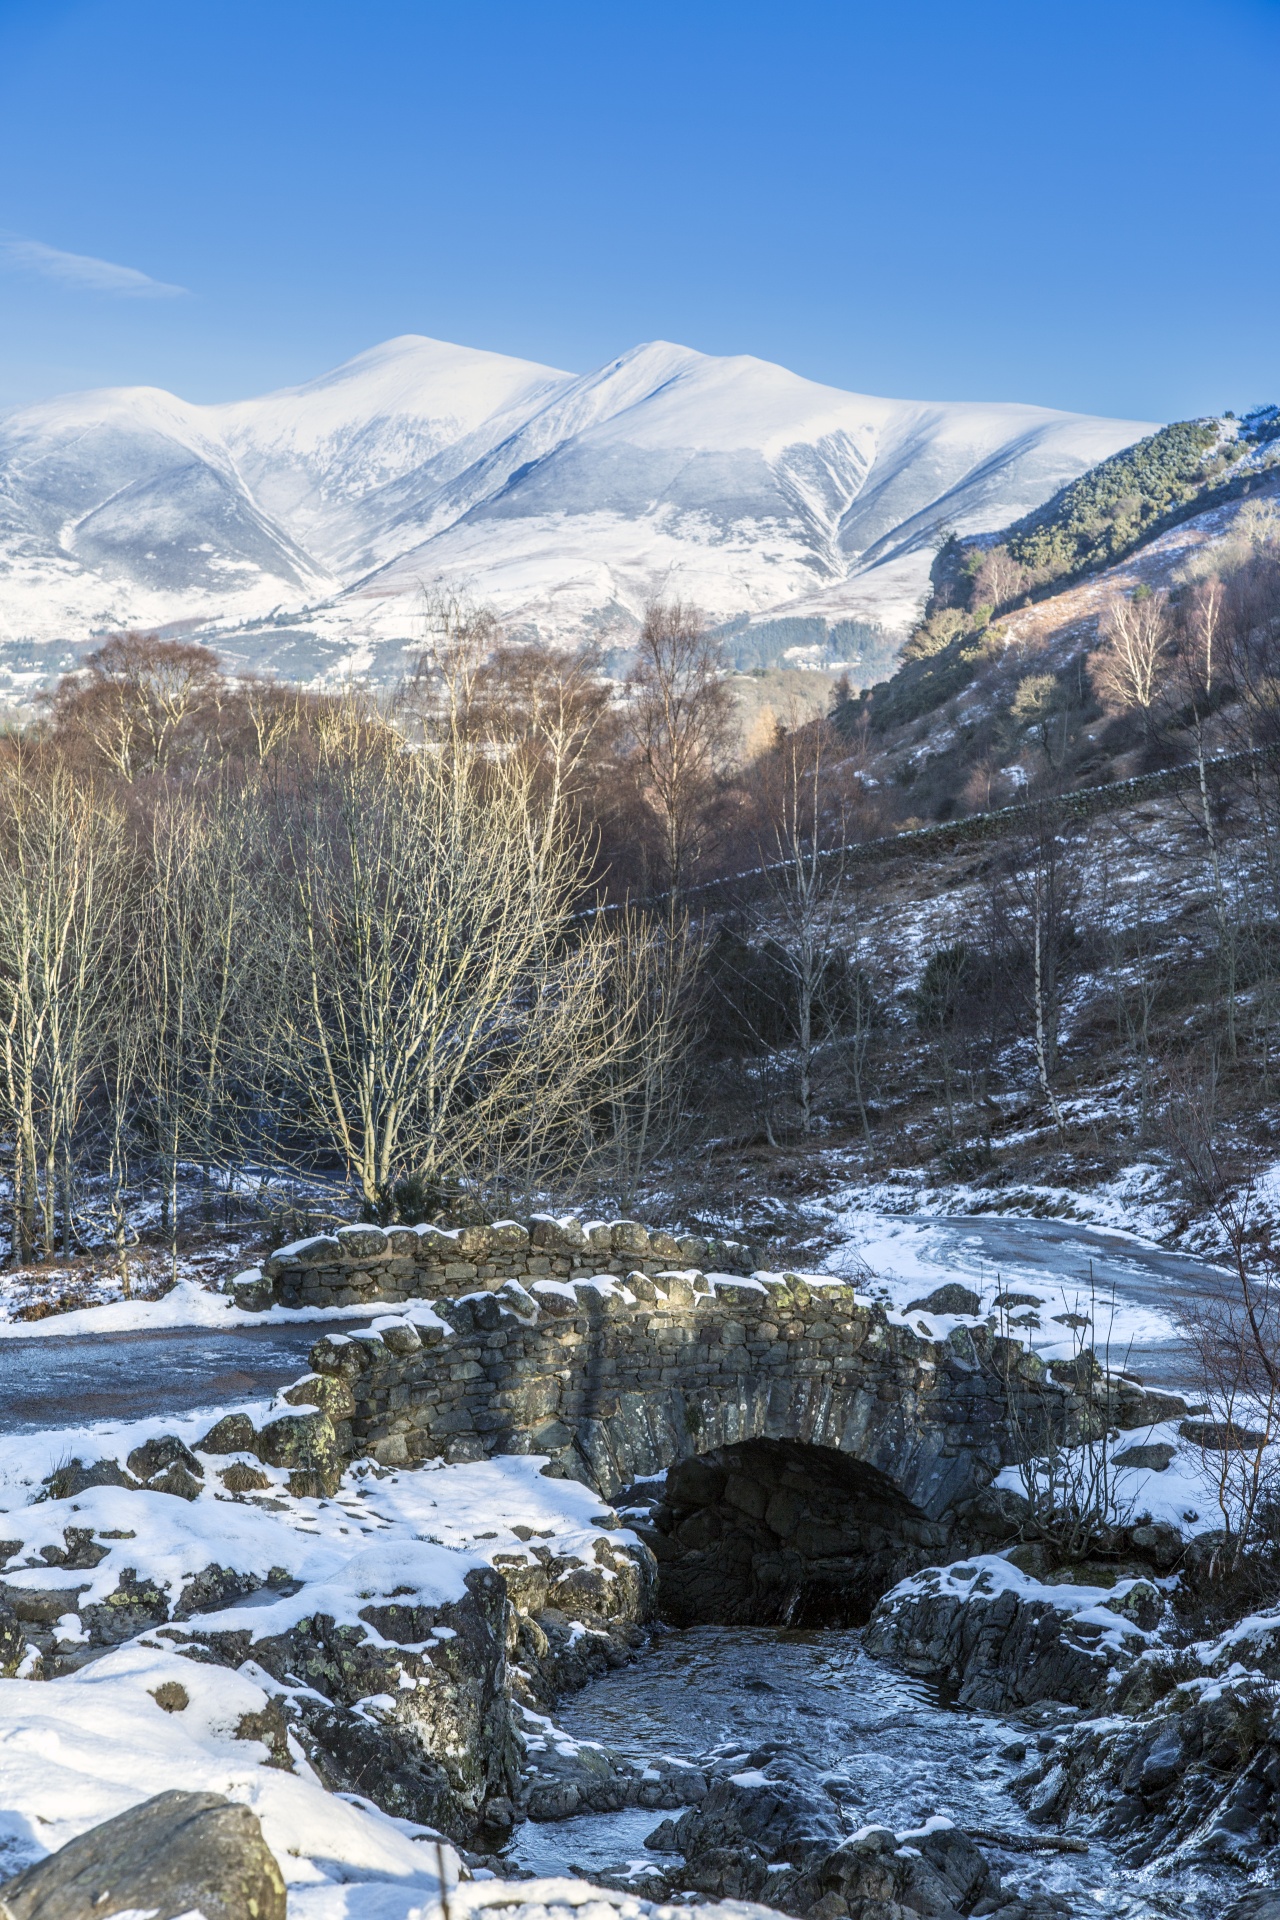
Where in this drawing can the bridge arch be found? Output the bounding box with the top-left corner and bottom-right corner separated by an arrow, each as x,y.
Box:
625,1437 -> 948,1627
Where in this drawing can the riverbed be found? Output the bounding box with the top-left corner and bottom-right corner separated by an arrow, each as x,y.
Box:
509,1624 -> 1236,1918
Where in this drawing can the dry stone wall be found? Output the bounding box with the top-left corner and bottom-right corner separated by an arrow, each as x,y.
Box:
236,1217 -> 756,1313
284,1265 -> 1179,1517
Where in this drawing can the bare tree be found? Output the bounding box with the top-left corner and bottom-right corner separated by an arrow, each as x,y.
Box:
275,710 -> 659,1216
1090,588 -> 1173,719
43,633 -> 226,781
997,817 -> 1081,1126
627,600 -> 734,897
1166,1078 -> 1280,1566
0,754 -> 127,1263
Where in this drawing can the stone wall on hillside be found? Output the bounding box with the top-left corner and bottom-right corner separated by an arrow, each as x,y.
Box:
238,1217 -> 756,1312
287,1267 -> 1177,1514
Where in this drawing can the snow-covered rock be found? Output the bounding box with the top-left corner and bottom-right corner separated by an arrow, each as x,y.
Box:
865,1555 -> 1166,1711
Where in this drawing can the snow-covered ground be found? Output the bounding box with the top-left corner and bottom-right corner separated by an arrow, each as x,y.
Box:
0,1275 -> 389,1340
0,1360 -> 637,1916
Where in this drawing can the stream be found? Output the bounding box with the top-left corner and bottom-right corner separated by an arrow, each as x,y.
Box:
0,1320 -> 356,1433
509,1624 -> 1233,1917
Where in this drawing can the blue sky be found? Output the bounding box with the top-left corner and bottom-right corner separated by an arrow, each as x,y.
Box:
0,0 -> 1277,421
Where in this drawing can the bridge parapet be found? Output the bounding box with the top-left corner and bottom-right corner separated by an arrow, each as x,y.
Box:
241,1216 -> 757,1312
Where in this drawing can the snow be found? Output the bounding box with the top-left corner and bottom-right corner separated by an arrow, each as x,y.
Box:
0,1640 -> 461,1899
885,1554 -> 1161,1658
819,1206 -> 1183,1366
0,332 -> 1153,673
0,1348 -> 652,1915
993,1415 -> 1279,1541
0,1278 -> 394,1339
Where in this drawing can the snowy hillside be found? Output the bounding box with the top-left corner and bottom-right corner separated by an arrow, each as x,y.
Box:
0,333 -> 1154,692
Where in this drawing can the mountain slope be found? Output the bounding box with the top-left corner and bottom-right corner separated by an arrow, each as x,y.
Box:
0,334 -> 1155,679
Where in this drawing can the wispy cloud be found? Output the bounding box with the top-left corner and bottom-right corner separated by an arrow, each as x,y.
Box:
0,232 -> 187,298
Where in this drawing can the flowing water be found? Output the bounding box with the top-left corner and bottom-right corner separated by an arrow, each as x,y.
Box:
509,1625 -> 1239,1918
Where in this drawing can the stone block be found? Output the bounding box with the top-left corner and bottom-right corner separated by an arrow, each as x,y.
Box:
282,1373 -> 356,1420
336,1225 -> 389,1261
611,1220 -> 651,1255
530,1214 -> 588,1253
263,1234 -> 339,1277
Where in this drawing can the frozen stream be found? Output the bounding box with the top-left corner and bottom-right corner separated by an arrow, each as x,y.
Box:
0,1321 -> 356,1433
509,1625 -> 1231,1918
824,1211 -> 1226,1390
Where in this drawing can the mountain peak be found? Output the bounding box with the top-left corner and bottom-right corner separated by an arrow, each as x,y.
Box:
0,334 -> 1157,676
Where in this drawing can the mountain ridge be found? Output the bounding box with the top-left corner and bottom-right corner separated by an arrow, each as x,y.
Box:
0,333 -> 1156,691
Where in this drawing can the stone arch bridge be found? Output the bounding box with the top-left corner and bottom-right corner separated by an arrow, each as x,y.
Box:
253,1215 -> 1183,1622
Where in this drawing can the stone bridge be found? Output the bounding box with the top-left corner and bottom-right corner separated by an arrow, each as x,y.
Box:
252,1217 -> 1184,1625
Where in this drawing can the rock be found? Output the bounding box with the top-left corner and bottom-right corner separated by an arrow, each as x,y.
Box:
148,1464 -> 203,1502
905,1283 -> 982,1317
40,1459 -> 137,1501
1028,1677 -> 1280,1864
866,1560 -> 1154,1712
335,1225 -> 389,1260
281,1373 -> 356,1420
1226,1895 -> 1280,1920
219,1462 -> 272,1494
955,1485 -> 1032,1541
1180,1419 -> 1268,1451
255,1410 -> 342,1497
196,1413 -> 258,1455
126,1437 -> 204,1485
231,1274 -> 273,1313
0,1789 -> 285,1920
522,1735 -> 706,1821
657,1750 -> 994,1917
1112,1442 -> 1176,1472
0,1602 -> 27,1677
993,1291 -> 1044,1310
181,1563 -> 519,1845
1125,1521 -> 1183,1570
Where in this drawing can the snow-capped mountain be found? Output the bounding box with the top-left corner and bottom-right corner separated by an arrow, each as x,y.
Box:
0,334 -> 1155,691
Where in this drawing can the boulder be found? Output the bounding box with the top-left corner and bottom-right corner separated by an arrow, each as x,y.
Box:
1113,1442 -> 1176,1472
255,1410 -> 343,1497
196,1413 -> 258,1455
149,1464 -> 203,1502
905,1283 -> 982,1317
0,1789 -> 285,1920
126,1437 -> 204,1485
40,1459 -> 137,1502
654,1749 -> 994,1917
1180,1419 -> 1268,1451
866,1558 -> 1158,1712
231,1274 -> 273,1313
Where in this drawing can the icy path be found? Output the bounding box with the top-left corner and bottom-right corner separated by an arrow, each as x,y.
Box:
822,1211 -> 1226,1389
